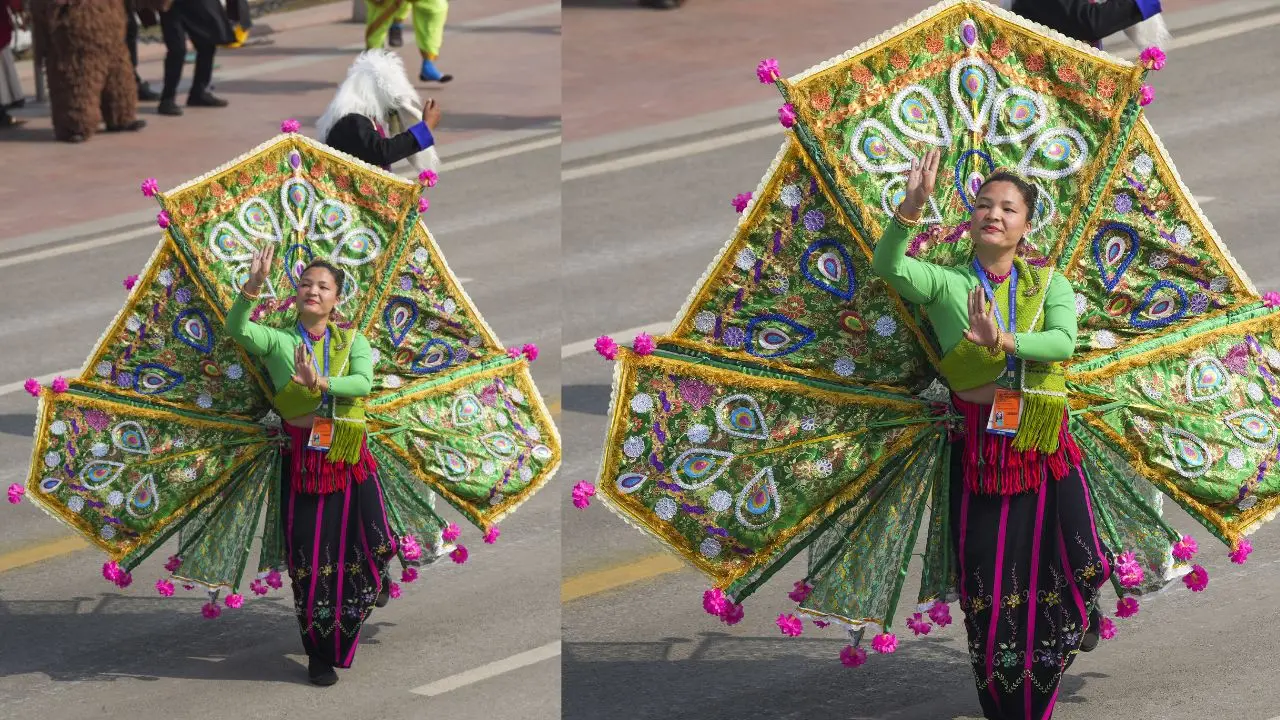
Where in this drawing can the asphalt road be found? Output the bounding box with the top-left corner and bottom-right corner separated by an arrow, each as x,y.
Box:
561,17 -> 1280,720
0,131 -> 562,720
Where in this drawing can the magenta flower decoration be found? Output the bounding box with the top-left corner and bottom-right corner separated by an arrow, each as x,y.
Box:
778,103 -> 797,128
928,602 -> 953,627
594,335 -> 619,360
840,645 -> 868,667
7,483 -> 24,504
280,118 -> 301,133
50,376 -> 68,393
265,569 -> 283,589
140,178 -> 159,197
632,332 -> 656,356
157,210 -> 171,229
450,545 -> 469,564
1230,538 -> 1254,565
787,580 -> 812,603
1183,564 -> 1209,592
418,169 -> 439,187
201,602 -> 221,619
1116,597 -> 1139,618
775,613 -> 803,637
1139,84 -> 1155,107
1264,291 -> 1280,308
442,522 -> 461,542
419,196 -> 430,213
1099,616 -> 1117,639
402,567 -> 420,583
756,57 -> 780,84
571,481 -> 596,509
1172,535 -> 1198,561
731,192 -> 753,213
1139,46 -> 1166,70
483,526 -> 500,544
155,579 -> 175,597
871,633 -> 898,654
23,378 -> 41,397
225,593 -> 245,609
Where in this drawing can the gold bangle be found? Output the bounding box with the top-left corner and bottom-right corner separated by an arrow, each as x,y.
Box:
893,209 -> 922,228
987,329 -> 1004,356
240,287 -> 261,300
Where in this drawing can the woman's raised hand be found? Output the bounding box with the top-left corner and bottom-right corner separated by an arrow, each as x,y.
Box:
245,243 -> 275,295
901,148 -> 941,218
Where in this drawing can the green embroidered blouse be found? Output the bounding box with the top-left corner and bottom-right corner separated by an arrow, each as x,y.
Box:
870,220 -> 1078,362
226,294 -> 374,398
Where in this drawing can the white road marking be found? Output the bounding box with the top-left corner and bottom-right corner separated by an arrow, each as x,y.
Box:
562,124 -> 782,182
1195,196 -> 1215,204
562,10 -> 1280,181
408,641 -> 560,697
561,321 -> 670,359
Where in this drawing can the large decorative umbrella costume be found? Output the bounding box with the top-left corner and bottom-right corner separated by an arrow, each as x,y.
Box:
585,0 -> 1274,662
15,125 -> 560,611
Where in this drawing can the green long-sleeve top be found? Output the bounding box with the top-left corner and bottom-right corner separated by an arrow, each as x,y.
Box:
870,221 -> 1077,362
226,294 -> 374,398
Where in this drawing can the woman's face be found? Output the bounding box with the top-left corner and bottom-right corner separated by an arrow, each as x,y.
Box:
296,266 -> 340,319
968,180 -> 1029,253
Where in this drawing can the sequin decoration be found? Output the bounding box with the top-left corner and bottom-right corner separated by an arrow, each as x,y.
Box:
307,198 -> 353,241
208,222 -> 257,263
715,394 -> 769,440
433,445 -> 470,481
708,490 -> 733,512
745,314 -> 817,358
1130,281 -> 1188,330
834,357 -> 856,376
1160,425 -> 1213,478
410,339 -> 454,374
238,197 -> 282,242
383,297 -> 419,347
1223,409 -> 1278,450
655,497 -> 678,520
1185,356 -> 1231,403
616,472 -> 647,495
694,311 -> 717,333
79,461 -> 124,489
671,448 -> 735,490
800,240 -> 857,300
622,436 -> 646,459
125,474 -> 160,518
631,393 -> 655,415
687,424 -> 712,443
890,85 -> 952,147
1227,447 -> 1247,469
173,308 -> 215,354
735,467 -> 782,530
1092,223 -> 1139,292
132,364 -> 185,395
330,227 -> 381,267
452,393 -> 483,426
111,421 -> 152,455
480,432 -> 519,460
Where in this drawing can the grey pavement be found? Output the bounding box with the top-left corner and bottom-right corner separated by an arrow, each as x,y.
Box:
560,16 -> 1280,720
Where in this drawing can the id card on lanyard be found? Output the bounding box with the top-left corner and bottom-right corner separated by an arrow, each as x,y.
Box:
973,259 -> 1022,437
298,323 -> 333,451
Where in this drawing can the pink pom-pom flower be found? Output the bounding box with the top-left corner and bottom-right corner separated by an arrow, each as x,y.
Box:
702,588 -> 729,617
265,569 -> 283,589
871,632 -> 898,654
928,602 -> 953,627
140,178 -> 159,197
1099,616 -> 1117,640
1116,596 -> 1140,618
418,169 -> 439,187
225,593 -> 244,609
164,555 -> 182,573
778,103 -> 797,129
155,579 -> 175,597
23,378 -> 40,398
594,335 -> 619,360
1172,535 -> 1198,561
483,526 -> 500,544
103,561 -> 123,584
787,580 -> 813,603
201,602 -> 221,619
731,192 -> 753,214
632,332 -> 655,356
389,582 -> 402,599
720,602 -> 744,625
756,57 -> 780,84
280,118 -> 301,133
157,210 -> 171,229
450,545 -> 469,564
1139,46 -> 1167,71
114,570 -> 133,589
402,567 -> 420,583
571,481 -> 596,509
50,376 -> 68,393
401,535 -> 423,561
1230,538 -> 1254,565
906,612 -> 932,636
1183,564 -> 1209,592
840,645 -> 868,667
1139,84 -> 1155,107
7,483 -> 24,505
813,619 -> 830,629
250,579 -> 268,596
442,522 -> 461,542
776,613 -> 803,637
419,196 -> 430,213
522,343 -> 539,362
1115,551 -> 1145,588
507,347 -> 522,359
1265,291 -> 1280,309
124,274 -> 140,290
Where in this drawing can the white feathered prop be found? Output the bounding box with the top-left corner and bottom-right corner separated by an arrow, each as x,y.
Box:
315,49 -> 442,175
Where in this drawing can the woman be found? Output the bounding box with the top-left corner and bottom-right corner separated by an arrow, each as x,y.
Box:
156,0 -> 234,116
229,244 -> 397,687
872,149 -> 1112,720
316,49 -> 442,172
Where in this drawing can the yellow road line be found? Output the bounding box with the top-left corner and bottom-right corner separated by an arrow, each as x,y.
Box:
560,553 -> 686,603
0,535 -> 89,574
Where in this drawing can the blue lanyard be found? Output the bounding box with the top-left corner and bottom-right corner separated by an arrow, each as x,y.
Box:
973,259 -> 1017,374
297,322 -> 331,406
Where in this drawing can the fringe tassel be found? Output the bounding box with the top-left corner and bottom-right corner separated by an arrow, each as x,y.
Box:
329,418 -> 366,466
1012,391 -> 1065,454
283,423 -> 377,495
954,394 -> 1080,496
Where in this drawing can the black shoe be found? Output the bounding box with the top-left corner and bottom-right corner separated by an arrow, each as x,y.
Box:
158,100 -> 184,116
1080,606 -> 1101,652
138,82 -> 160,102
388,23 -> 403,47
187,92 -> 229,108
106,119 -> 147,132
308,655 -> 338,686
638,0 -> 684,7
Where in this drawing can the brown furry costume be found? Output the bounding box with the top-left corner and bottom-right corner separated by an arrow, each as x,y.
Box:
29,0 -> 141,142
